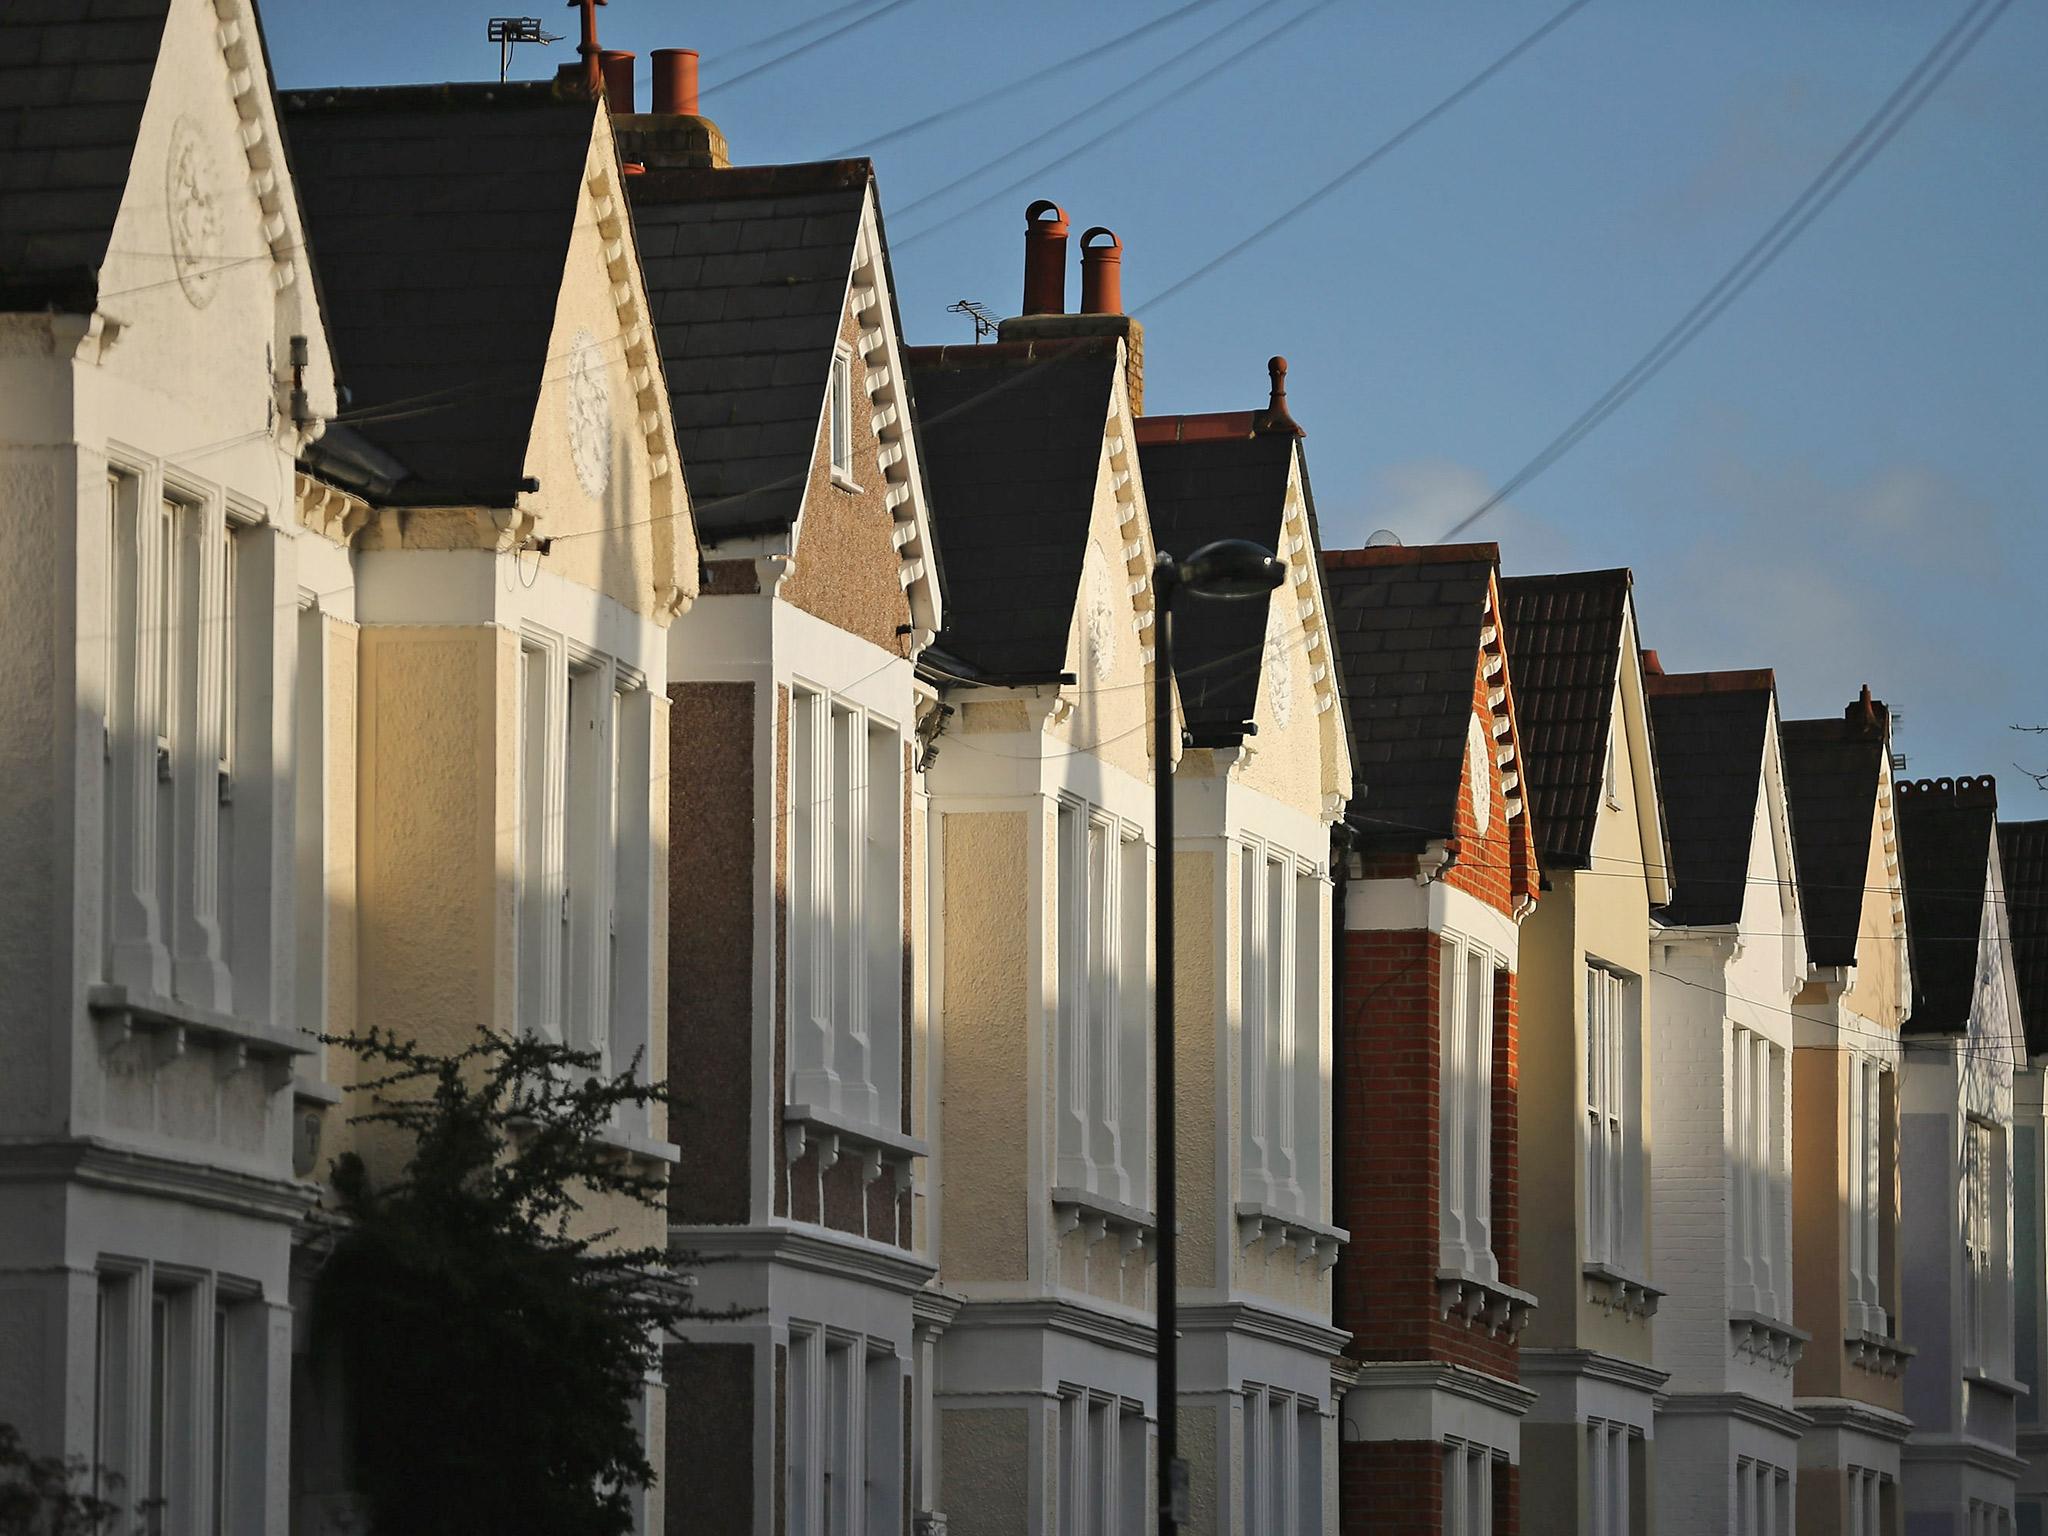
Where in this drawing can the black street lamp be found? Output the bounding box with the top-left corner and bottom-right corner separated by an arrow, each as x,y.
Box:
1152,539 -> 1287,1532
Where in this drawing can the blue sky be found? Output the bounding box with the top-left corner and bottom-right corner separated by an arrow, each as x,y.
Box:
262,0 -> 2048,788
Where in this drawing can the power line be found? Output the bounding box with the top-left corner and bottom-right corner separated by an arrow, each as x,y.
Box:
700,0 -> 921,100
1436,0 -> 2016,542
720,0 -> 882,64
833,0 -> 1237,158
1135,0 -> 1596,313
892,0 -> 1320,241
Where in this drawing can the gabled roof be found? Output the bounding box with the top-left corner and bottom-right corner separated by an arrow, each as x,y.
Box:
1497,569 -> 1638,868
1998,820 -> 2048,1056
1134,430 -> 1296,744
1780,696 -> 1892,971
282,81 -> 596,505
626,160 -> 871,539
1646,670 -> 1775,928
905,337 -> 1121,682
1319,543 -> 1504,849
1895,775 -> 2000,1036
0,0 -> 174,311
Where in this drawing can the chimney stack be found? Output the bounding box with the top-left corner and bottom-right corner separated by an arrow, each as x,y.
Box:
608,42 -> 730,169
1079,227 -> 1123,315
1021,200 -> 1070,316
651,49 -> 700,115
600,50 -> 635,112
999,199 -> 1145,412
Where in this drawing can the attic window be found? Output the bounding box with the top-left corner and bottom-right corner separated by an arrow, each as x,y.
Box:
829,346 -> 856,488
1603,721 -> 1621,809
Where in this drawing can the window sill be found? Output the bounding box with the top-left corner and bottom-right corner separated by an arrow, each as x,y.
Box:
1051,1186 -> 1155,1259
1435,1267 -> 1537,1339
1234,1202 -> 1346,1271
292,1075 -> 344,1106
595,1124 -> 682,1167
783,1103 -> 926,1190
1846,1329 -> 1915,1378
1964,1366 -> 2030,1399
87,984 -> 309,1087
830,470 -> 863,495
1729,1311 -> 1809,1370
1583,1261 -> 1663,1320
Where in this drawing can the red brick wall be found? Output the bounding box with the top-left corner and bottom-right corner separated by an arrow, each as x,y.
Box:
1340,1440 -> 1442,1534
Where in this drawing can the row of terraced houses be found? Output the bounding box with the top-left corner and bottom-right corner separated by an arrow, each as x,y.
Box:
0,6 -> 2043,1535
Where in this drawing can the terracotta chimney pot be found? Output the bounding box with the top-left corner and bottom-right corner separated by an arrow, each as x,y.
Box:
1021,199 -> 1070,317
651,49 -> 700,115
600,50 -> 635,112
1079,227 -> 1123,315
1642,649 -> 1663,676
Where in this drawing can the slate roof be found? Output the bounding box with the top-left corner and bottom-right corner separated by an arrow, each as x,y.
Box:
627,160 -> 871,539
1135,431 -> 1298,744
1319,543 -> 1499,849
1894,775 -> 1999,1036
1645,671 -> 1774,928
1497,570 -> 1636,868
282,81 -> 595,505
905,338 -> 1120,682
0,0 -> 174,310
1999,820 -> 2048,1056
1779,698 -> 1890,970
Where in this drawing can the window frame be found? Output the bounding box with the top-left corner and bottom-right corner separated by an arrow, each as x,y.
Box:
1583,962 -> 1642,1273
1056,797 -> 1149,1205
1238,836 -> 1324,1220
828,345 -> 857,489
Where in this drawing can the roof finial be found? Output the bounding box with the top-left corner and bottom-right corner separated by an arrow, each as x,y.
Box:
568,0 -> 607,98
1253,355 -> 1304,438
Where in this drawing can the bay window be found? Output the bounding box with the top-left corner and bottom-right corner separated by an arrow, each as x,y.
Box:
103,470 -> 263,1019
1846,1053 -> 1891,1333
787,1325 -> 901,1536
1239,839 -> 1323,1218
790,685 -> 903,1129
1440,937 -> 1499,1278
1587,1422 -> 1633,1536
1057,1386 -> 1147,1536
1242,1385 -> 1322,1536
1728,1026 -> 1788,1318
1055,800 -> 1147,1205
1442,1441 -> 1493,1536
517,638 -> 651,1075
1584,962 -> 1642,1272
1965,1115 -> 2011,1376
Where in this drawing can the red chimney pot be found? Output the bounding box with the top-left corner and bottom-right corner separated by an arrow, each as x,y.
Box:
1079,227 -> 1123,316
651,49 -> 700,115
600,50 -> 635,113
1642,649 -> 1663,676
1021,199 -> 1069,317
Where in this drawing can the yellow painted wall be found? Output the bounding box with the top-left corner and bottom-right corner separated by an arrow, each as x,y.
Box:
938,812 -> 1030,1281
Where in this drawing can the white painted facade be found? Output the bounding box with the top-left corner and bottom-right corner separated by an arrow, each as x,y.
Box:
1900,831 -> 2026,1533
0,1 -> 338,1528
1649,696 -> 1811,1530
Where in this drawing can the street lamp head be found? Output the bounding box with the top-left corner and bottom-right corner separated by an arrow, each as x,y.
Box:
1173,539 -> 1287,600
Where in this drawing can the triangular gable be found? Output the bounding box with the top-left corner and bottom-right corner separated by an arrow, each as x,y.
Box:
1645,670 -> 1775,929
68,0 -> 338,423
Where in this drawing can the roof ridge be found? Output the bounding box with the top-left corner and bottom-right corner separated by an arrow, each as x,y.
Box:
1644,667 -> 1776,697
1321,542 -> 1500,570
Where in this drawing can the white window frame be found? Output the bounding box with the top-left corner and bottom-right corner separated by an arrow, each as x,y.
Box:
789,682 -> 904,1131
1441,1439 -> 1494,1536
1728,1025 -> 1788,1319
1584,962 -> 1642,1272
1056,799 -> 1148,1205
1440,934 -> 1500,1280
1056,1385 -> 1145,1536
1588,1421 -> 1631,1536
1964,1114 -> 2010,1375
829,345 -> 857,488
1847,1052 -> 1891,1334
1240,838 -> 1323,1218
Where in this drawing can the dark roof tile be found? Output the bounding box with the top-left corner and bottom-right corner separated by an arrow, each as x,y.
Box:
1896,776 -> 2000,1035
1647,674 -> 1774,928
1999,820 -> 2048,1056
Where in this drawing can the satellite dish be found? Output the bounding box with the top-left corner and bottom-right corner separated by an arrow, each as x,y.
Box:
1366,528 -> 1403,548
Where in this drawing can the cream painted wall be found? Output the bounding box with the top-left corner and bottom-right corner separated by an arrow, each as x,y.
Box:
1521,675 -> 1659,1364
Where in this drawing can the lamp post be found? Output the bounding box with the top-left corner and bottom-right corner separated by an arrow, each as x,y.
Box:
1152,539 -> 1287,1532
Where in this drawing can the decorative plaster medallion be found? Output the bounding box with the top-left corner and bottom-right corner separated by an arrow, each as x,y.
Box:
1084,544 -> 1118,682
164,116 -> 223,309
1467,713 -> 1493,837
567,328 -> 612,498
1264,599 -> 1293,731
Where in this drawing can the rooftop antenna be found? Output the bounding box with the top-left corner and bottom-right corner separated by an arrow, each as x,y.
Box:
946,298 -> 998,343
488,17 -> 560,82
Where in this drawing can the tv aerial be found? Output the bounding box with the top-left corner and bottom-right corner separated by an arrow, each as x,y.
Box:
488,18 -> 562,82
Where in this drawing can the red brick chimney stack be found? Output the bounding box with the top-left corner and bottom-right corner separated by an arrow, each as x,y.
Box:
609,41 -> 731,169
